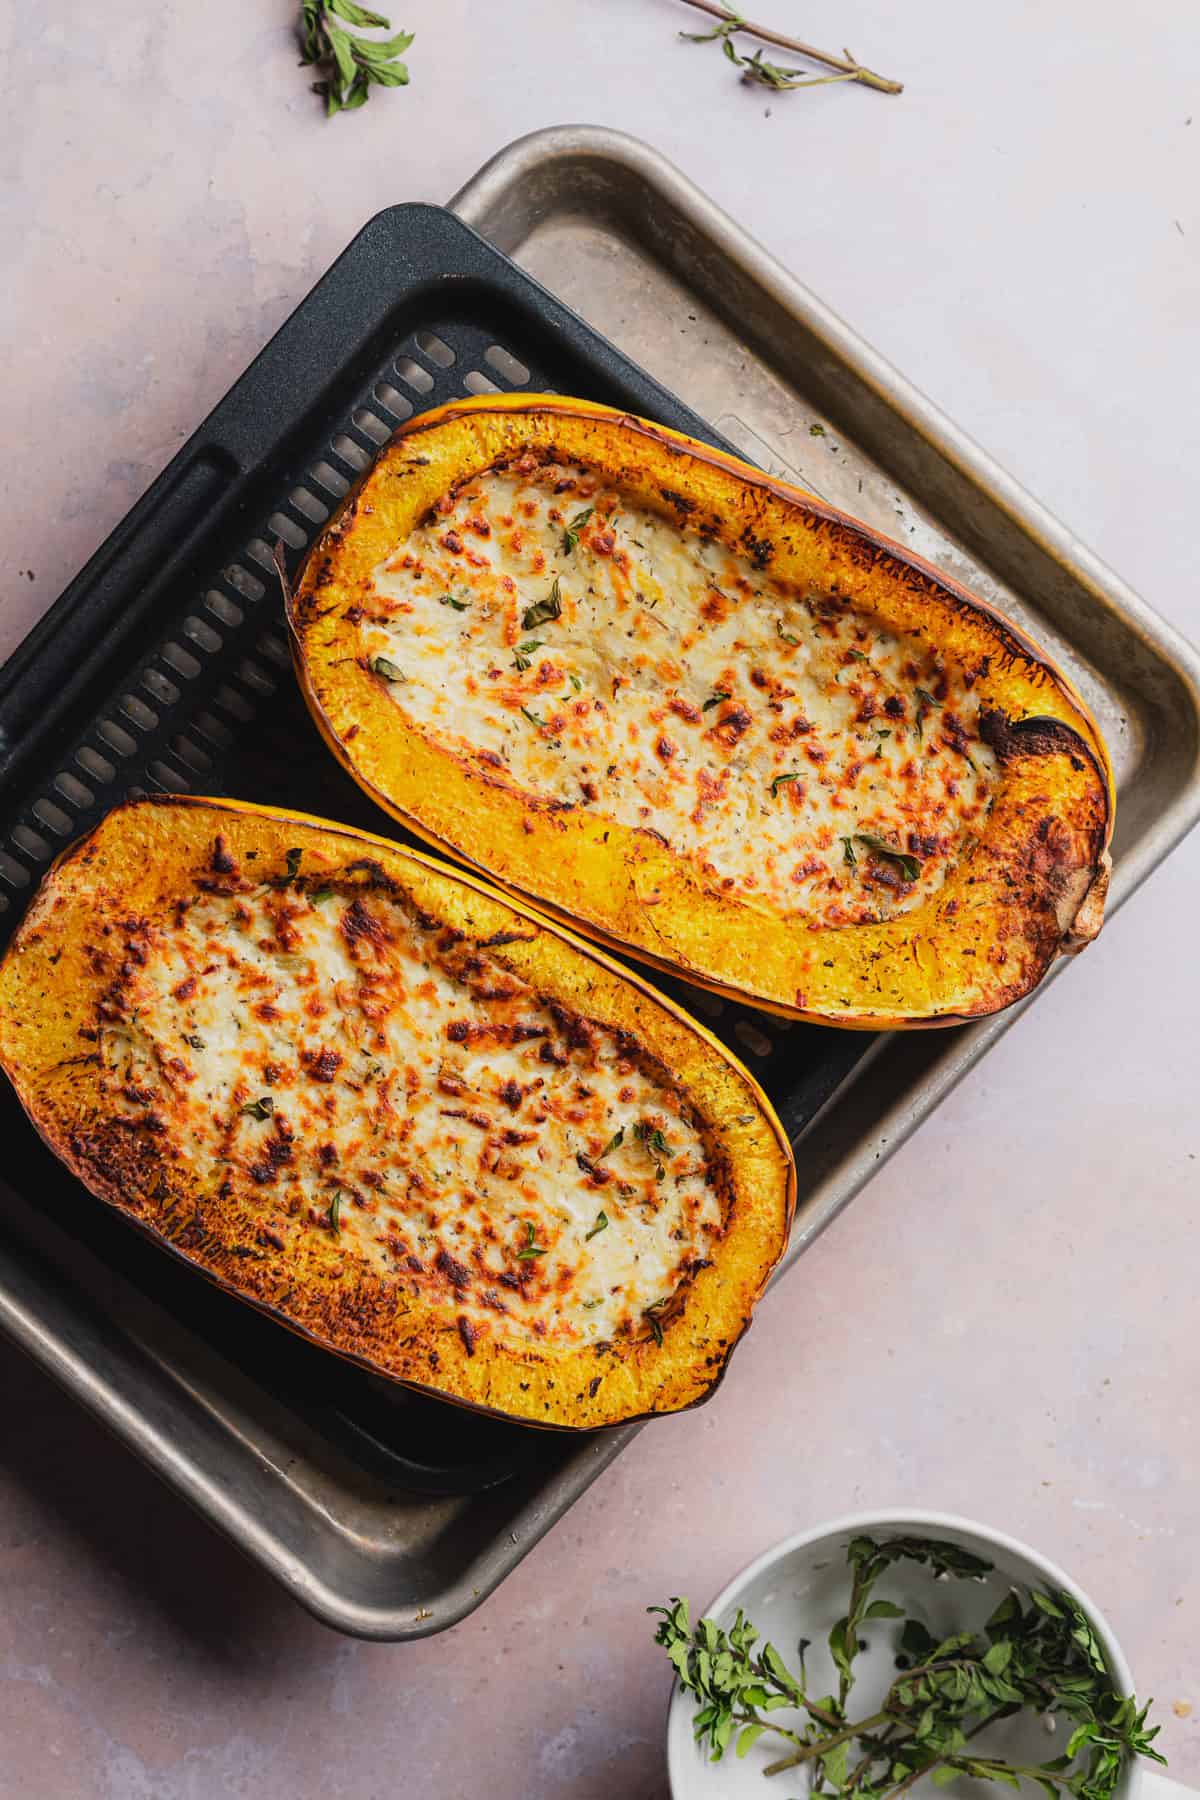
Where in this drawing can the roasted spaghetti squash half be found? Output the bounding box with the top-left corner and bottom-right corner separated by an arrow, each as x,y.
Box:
288,396 -> 1113,1027
0,797 -> 794,1429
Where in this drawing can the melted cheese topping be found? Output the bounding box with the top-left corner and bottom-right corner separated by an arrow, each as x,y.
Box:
362,460 -> 997,925
98,872 -> 722,1346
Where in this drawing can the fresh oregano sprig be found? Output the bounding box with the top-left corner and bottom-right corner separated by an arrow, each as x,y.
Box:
651,1535 -> 1166,1796
676,0 -> 902,96
298,1 -> 414,116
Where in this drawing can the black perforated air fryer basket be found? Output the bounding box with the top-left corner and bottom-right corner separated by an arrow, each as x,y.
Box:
0,205 -> 872,1501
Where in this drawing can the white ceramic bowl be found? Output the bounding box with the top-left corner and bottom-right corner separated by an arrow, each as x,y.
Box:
666,1510 -> 1182,1800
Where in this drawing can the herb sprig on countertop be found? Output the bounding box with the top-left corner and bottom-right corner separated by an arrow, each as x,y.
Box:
652,1535 -> 1165,1794
298,1 -> 414,116
676,1 -> 902,97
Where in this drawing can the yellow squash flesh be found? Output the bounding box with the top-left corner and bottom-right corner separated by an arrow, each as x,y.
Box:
288,396 -> 1113,1028
0,796 -> 794,1430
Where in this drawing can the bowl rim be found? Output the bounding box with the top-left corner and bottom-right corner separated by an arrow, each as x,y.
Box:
665,1507 -> 1134,1797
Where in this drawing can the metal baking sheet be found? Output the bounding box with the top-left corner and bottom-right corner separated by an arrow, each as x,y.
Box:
0,128 -> 1196,1644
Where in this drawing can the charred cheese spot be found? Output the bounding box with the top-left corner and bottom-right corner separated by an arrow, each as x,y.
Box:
364,463 -> 997,926
97,879 -> 721,1344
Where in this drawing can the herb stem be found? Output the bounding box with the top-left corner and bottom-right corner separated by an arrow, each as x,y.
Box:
731,1710 -> 808,1746
763,1711 -> 892,1778
674,0 -> 903,93
877,1706 -> 1013,1800
844,1724 -> 900,1795
794,1694 -> 846,1732
882,1756 -> 945,1800
766,1693 -> 1002,1783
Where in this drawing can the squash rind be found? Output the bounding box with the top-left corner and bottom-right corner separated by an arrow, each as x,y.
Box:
287,397 -> 1113,1028
0,796 -> 795,1430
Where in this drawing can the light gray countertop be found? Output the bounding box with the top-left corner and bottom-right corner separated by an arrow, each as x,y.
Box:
1,3 -> 1197,1795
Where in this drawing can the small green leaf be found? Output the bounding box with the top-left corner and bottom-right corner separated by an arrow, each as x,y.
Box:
1065,1724 -> 1097,1760
516,1220 -> 547,1260
633,1120 -> 670,1180
711,1709 -> 734,1759
327,1189 -> 342,1234
562,507 -> 594,554
361,28 -> 415,57
371,655 -> 406,682
854,833 -> 921,883
325,23 -> 357,86
983,1639 -> 1014,1675
985,1591 -> 1020,1633
439,590 -> 470,610
841,835 -> 858,868
828,1617 -> 852,1679
599,1128 -> 624,1159
822,1741 -> 849,1785
522,577 -> 563,630
240,1096 -> 275,1121
769,771 -> 801,797
776,620 -> 800,646
702,689 -> 731,711
864,1599 -> 905,1619
633,1121 -> 670,1155
512,638 -> 544,671
521,706 -> 546,728
328,0 -> 389,26
644,1299 -> 668,1345
355,46 -> 411,77
762,1643 -> 797,1691
585,1210 -> 609,1241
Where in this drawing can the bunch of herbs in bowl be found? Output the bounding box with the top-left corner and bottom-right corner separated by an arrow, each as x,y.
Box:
657,1513 -> 1167,1800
